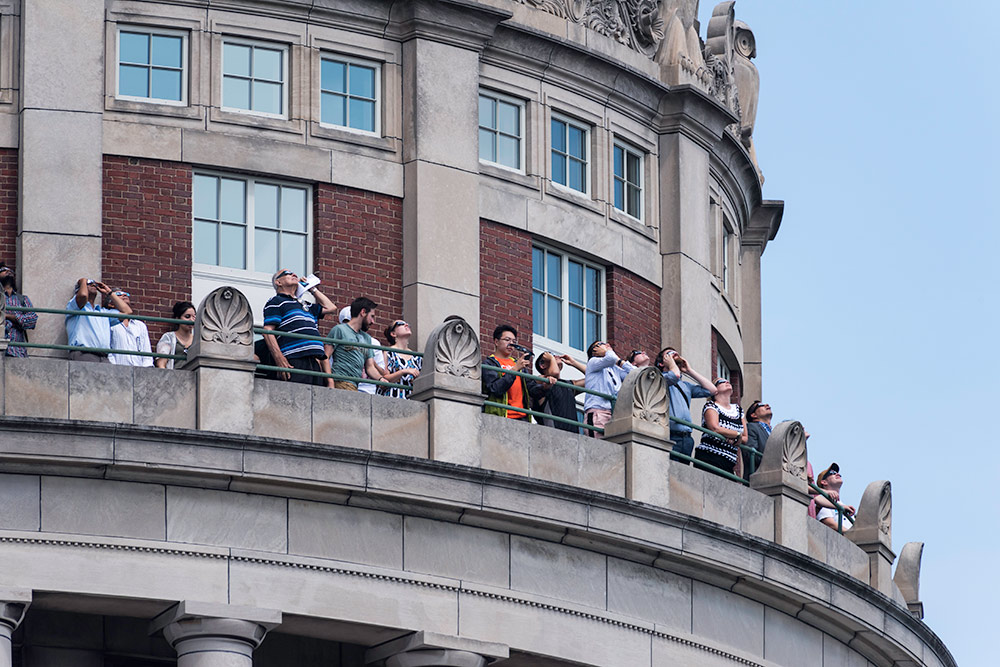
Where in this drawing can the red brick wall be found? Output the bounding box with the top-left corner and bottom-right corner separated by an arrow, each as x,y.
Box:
606,266 -> 661,360
102,156 -> 193,343
313,184 -> 403,332
0,149 -> 17,275
479,219 -> 533,353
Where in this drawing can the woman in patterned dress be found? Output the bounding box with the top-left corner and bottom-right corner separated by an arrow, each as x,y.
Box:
695,378 -> 747,477
378,320 -> 421,399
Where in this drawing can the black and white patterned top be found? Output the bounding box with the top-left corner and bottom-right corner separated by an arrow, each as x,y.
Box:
697,401 -> 744,464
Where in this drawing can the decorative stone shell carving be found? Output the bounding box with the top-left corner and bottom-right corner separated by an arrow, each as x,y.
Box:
198,287 -> 253,346
761,419 -> 808,479
431,317 -> 481,380
853,480 -> 893,545
630,367 -> 669,425
877,481 -> 893,538
515,0 -> 669,57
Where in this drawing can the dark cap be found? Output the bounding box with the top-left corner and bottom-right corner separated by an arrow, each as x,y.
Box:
818,463 -> 840,483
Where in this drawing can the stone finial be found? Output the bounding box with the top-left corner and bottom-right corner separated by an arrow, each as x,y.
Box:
411,317 -> 482,405
848,480 -> 893,547
604,367 -> 670,445
893,541 -> 925,619
749,420 -> 809,499
184,286 -> 255,371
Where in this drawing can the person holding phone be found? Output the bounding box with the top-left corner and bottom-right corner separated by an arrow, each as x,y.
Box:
482,324 -> 532,421
66,278 -> 132,363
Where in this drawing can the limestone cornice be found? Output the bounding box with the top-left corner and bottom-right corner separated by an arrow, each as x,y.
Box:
742,199 -> 784,253
386,0 -> 512,52
708,129 -> 764,233
655,84 -> 737,150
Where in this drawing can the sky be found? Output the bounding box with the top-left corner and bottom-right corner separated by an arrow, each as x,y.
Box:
697,1 -> 999,664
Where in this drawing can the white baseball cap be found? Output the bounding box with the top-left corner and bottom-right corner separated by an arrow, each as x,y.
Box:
339,306 -> 351,323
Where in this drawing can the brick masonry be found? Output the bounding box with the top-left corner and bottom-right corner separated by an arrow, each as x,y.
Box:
313,184 -> 403,334
0,149 -> 17,274
479,219 -> 533,353
606,266 -> 661,360
102,156 -> 193,344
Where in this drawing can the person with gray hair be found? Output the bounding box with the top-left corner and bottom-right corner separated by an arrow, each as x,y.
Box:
261,268 -> 338,386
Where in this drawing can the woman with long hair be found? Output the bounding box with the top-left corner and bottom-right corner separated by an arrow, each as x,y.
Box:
377,319 -> 421,398
154,301 -> 196,369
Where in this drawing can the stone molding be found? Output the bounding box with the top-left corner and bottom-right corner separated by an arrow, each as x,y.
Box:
366,631 -> 508,666
386,0 -> 512,51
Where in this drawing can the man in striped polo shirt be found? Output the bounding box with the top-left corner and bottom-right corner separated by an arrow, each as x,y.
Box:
262,269 -> 338,387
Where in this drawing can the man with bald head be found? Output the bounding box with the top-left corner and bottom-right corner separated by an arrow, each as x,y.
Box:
262,268 -> 337,386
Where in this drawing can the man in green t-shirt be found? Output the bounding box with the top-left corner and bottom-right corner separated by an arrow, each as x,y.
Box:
328,296 -> 385,390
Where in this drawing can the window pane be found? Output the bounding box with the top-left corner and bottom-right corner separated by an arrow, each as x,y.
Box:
193,220 -> 217,265
150,68 -> 181,101
119,65 -> 149,98
551,119 -> 566,152
551,153 -> 566,185
627,153 -> 641,185
568,261 -> 583,305
547,296 -> 562,343
532,248 -> 544,290
627,185 -> 641,218
586,267 -> 599,309
322,92 -> 346,126
255,228 -> 278,275
280,187 -> 307,232
219,224 -> 246,269
120,32 -> 149,64
497,135 -> 519,169
479,95 -> 494,129
150,35 -> 182,68
219,179 -> 245,223
280,233 -> 306,275
223,76 -> 250,110
254,183 -> 278,229
349,65 -> 375,98
193,175 -> 217,220
614,179 -> 624,211
546,253 -> 561,296
479,128 -> 495,163
252,81 -> 282,114
321,59 -> 346,93
569,159 -> 584,192
569,305 -> 584,350
586,312 -> 600,346
568,125 -> 585,159
349,98 -> 375,132
497,101 -> 519,136
223,43 -> 251,77
254,48 -> 283,81
532,292 -> 544,336
613,146 -> 623,178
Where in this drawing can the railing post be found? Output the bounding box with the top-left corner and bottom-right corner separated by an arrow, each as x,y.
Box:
749,420 -> 811,552
365,631 -> 508,667
604,368 -> 673,506
847,480 -> 896,597
185,287 -> 256,434
893,541 -> 924,619
410,317 -> 484,466
0,589 -> 30,667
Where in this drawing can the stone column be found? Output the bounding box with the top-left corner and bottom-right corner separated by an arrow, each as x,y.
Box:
0,589 -> 31,667
19,0 -> 105,351
604,367 -> 673,506
184,287 -> 256,434
365,631 -> 508,667
749,420 -> 811,552
846,480 -> 896,597
149,602 -> 280,667
738,201 -> 782,404
411,317 -> 484,466
387,1 -> 509,347
657,88 -> 736,371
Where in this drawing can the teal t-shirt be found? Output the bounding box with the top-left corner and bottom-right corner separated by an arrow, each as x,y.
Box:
329,323 -> 374,386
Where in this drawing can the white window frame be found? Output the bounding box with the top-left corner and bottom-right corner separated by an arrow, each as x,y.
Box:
612,139 -> 643,221
531,243 -> 606,356
220,37 -> 289,119
115,26 -> 188,106
722,216 -> 735,294
478,89 -> 525,174
550,113 -> 590,195
716,354 -> 731,383
192,170 -> 313,283
319,52 -> 382,136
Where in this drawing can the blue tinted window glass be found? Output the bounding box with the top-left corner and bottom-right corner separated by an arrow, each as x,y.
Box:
614,180 -> 624,210
568,125 -> 585,159
551,119 -> 566,152
193,175 -> 218,220
219,224 -> 245,270
569,305 -> 583,350
219,179 -> 246,224
627,152 -> 641,184
119,65 -> 148,98
193,220 -> 217,265
254,48 -> 282,81
223,77 -> 250,109
551,153 -> 566,185
547,296 -> 562,343
120,32 -> 149,64
568,159 -> 584,192
150,68 -> 181,101
568,261 -> 583,304
349,98 -> 375,131
479,129 -> 496,163
223,43 -> 251,77
613,145 -> 623,178
349,65 -> 375,98
546,254 -> 561,296
497,101 -> 519,136
532,248 -> 544,290
252,81 -> 282,114
150,35 -> 182,68
280,233 -> 306,274
254,184 -> 279,230
479,96 -> 494,129
255,228 -> 278,275
280,188 -> 307,232
532,292 -> 545,335
498,135 -> 519,169
322,92 -> 346,126
586,312 -> 600,346
628,185 -> 641,217
321,60 -> 346,93
586,267 -> 600,310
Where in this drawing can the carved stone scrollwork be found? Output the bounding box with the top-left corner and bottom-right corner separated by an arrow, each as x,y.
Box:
630,367 -> 669,426
893,542 -> 925,618
432,317 -> 481,380
515,0 -> 669,57
849,480 -> 894,548
754,420 -> 807,480
199,287 -> 253,347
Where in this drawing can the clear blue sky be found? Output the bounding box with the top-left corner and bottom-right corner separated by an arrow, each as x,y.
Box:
697,1 -> 998,664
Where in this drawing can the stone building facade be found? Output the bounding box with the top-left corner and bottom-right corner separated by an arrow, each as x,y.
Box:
0,1 -> 955,666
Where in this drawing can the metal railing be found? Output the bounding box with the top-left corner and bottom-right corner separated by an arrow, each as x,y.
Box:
808,482 -> 852,534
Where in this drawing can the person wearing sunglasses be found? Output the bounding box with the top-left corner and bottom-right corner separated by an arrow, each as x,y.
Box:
108,290 -> 152,366
262,269 -> 338,386
378,320 -> 421,399
66,277 -> 132,363
742,400 -> 772,479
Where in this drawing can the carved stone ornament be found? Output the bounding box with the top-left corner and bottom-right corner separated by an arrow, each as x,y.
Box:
762,419 -> 807,480
852,480 -> 893,545
515,0 -> 674,57
630,367 -> 669,425
431,317 -> 481,380
199,286 -> 253,347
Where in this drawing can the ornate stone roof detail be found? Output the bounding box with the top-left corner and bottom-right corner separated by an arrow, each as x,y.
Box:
432,317 -> 481,379
515,0 -> 669,57
764,419 -> 808,479
629,367 -> 669,425
198,286 -> 253,346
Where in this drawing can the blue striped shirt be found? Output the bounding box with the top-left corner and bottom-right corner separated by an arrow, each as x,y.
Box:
262,294 -> 325,359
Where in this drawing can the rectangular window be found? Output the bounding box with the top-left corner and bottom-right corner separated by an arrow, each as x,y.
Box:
193,172 -> 310,276
117,27 -> 187,104
479,91 -> 524,171
321,55 -> 380,134
222,39 -> 287,117
532,245 -> 603,353
613,142 -> 643,220
716,354 -> 731,383
551,115 -> 589,194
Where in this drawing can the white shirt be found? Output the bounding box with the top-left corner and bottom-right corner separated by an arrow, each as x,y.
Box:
109,319 -> 153,367
817,507 -> 853,531
358,335 -> 384,395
